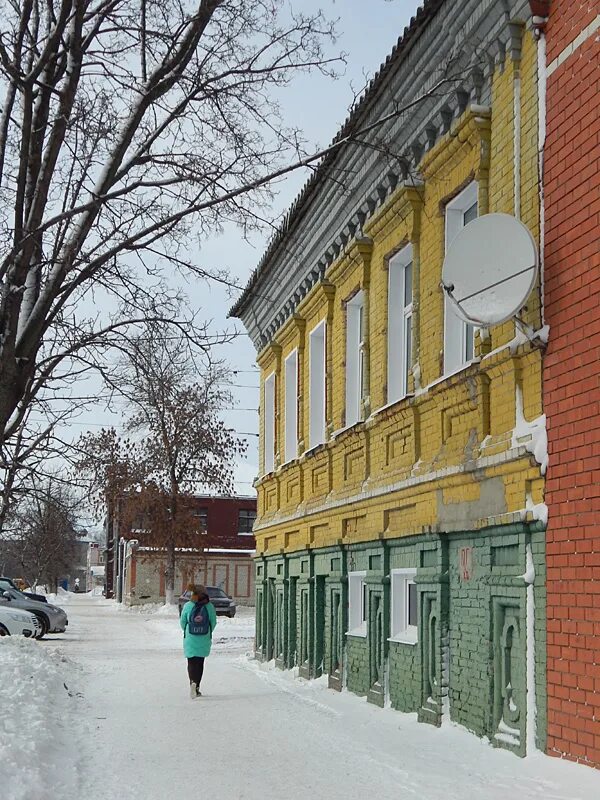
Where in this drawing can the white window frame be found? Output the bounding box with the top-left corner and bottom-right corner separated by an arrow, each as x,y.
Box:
387,244 -> 413,403
345,291 -> 365,427
284,349 -> 298,464
389,568 -> 418,644
347,570 -> 367,637
263,372 -> 275,474
308,320 -> 327,449
444,181 -> 478,376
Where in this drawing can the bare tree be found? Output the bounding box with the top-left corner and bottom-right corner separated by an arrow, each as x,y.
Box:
0,0 -> 472,452
2,479 -> 81,593
77,325 -> 245,603
0,0 -> 341,451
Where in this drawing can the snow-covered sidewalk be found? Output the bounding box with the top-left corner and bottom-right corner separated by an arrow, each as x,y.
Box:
0,637 -> 83,799
4,594 -> 600,799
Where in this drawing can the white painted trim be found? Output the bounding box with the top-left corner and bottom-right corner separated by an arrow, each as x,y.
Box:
513,72 -> 521,220
346,627 -> 367,638
345,291 -> 365,427
348,570 -> 367,636
390,568 -> 418,644
547,14 -> 600,76
388,244 -> 413,404
263,371 -> 276,475
309,319 -> 327,449
537,31 -> 547,325
284,349 -> 299,464
444,182 -> 478,374
523,543 -> 537,754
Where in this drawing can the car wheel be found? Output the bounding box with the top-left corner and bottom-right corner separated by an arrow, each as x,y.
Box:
0,623 -> 9,636
34,614 -> 49,639
227,611 -> 236,618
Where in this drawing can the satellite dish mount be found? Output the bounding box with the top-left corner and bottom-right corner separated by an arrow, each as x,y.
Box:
441,212 -> 539,338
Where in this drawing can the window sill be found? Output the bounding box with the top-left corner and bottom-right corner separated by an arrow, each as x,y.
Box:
346,626 -> 367,638
303,440 -> 328,458
439,358 -> 481,386
388,635 -> 418,646
370,394 -> 414,419
237,532 -> 254,536
332,420 -> 364,439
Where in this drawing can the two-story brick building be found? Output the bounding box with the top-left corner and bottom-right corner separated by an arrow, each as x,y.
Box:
232,0 -> 549,757
105,494 -> 257,606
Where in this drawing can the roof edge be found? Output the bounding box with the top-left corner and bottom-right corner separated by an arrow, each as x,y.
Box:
229,0 -> 444,320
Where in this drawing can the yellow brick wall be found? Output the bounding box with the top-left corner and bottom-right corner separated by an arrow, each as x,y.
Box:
252,32 -> 544,556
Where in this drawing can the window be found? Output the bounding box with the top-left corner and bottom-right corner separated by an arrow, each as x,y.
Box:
238,509 -> 256,535
387,245 -> 413,403
390,569 -> 418,644
284,349 -> 298,463
348,570 -> 367,636
263,372 -> 275,474
193,507 -> 208,533
309,320 -> 327,448
444,182 -> 478,375
131,513 -> 149,532
345,291 -> 365,427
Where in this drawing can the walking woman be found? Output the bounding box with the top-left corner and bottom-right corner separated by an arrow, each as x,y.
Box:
180,585 -> 217,699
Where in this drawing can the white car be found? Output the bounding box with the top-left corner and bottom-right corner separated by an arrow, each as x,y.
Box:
0,606 -> 41,638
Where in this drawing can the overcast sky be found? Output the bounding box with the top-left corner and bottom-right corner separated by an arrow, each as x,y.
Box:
71,1 -> 422,497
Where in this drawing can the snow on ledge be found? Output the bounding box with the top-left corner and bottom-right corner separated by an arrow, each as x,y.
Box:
512,383 -> 548,475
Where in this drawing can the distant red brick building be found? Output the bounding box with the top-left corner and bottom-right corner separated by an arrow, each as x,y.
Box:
105,495 -> 257,605
542,0 -> 600,768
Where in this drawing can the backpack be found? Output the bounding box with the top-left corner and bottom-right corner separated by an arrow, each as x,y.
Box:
187,602 -> 211,636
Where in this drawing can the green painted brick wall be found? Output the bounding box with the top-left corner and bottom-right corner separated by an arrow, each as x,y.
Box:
447,531 -> 498,739
388,540 -> 421,712
253,522 -> 547,757
346,635 -> 371,695
389,642 -> 421,712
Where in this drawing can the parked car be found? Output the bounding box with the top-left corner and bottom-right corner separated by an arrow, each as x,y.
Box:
0,588 -> 68,637
0,605 -> 41,638
0,576 -> 48,603
178,586 -> 236,618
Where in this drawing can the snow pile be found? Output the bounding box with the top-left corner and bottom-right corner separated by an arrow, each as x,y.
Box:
116,601 -> 179,618
0,638 -> 82,799
45,591 -> 73,605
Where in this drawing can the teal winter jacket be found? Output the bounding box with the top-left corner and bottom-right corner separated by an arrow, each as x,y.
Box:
180,600 -> 217,658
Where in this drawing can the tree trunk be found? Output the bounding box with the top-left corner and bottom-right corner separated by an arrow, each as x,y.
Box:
165,537 -> 176,605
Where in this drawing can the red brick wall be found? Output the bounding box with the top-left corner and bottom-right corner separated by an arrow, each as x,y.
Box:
117,494 -> 257,551
544,2 -> 600,768
192,495 -> 257,550
545,0 -> 599,61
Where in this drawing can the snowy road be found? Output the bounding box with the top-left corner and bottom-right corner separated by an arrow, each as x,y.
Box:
57,594 -> 600,800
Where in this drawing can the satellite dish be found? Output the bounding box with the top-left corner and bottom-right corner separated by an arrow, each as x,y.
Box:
442,213 -> 538,327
